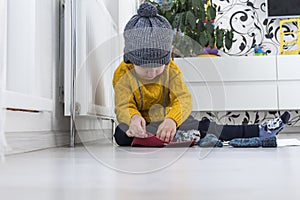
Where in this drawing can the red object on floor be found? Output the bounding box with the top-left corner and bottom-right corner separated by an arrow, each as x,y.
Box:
131,132 -> 195,147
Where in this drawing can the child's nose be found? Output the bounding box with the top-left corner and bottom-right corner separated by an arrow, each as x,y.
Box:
147,70 -> 155,76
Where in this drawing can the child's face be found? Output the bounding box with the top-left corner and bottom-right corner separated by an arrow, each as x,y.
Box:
134,64 -> 165,80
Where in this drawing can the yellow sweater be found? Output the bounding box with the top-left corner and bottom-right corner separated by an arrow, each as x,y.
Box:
112,60 -> 192,127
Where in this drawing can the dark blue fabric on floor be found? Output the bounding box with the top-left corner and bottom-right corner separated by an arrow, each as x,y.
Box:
229,136 -> 277,148
197,134 -> 223,147
261,136 -> 277,147
229,137 -> 262,148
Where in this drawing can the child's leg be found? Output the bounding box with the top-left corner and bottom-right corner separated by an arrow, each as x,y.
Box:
207,111 -> 290,141
114,123 -> 133,146
208,122 -> 259,141
170,116 -> 209,142
183,116 -> 258,140
178,116 -> 210,138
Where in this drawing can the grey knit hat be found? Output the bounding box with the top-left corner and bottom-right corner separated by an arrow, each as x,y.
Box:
123,2 -> 173,68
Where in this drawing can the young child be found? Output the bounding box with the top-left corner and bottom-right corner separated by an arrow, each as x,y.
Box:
112,2 -> 290,146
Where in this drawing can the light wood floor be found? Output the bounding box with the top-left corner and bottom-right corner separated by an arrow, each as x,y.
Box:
1,134 -> 300,200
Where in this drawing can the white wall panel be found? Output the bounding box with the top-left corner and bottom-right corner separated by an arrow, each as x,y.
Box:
188,82 -> 278,111
5,0 -> 56,108
176,56 -> 277,82
179,56 -> 279,111
278,81 -> 300,110
6,0 -> 36,95
4,91 -> 53,112
277,55 -> 300,80
4,111 -> 52,132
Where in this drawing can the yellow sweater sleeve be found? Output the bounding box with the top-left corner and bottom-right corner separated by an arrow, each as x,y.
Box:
165,62 -> 192,127
112,63 -> 140,125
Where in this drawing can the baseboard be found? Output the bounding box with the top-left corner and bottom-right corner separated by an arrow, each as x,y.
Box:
4,130 -> 70,155
75,129 -> 113,144
4,129 -> 113,155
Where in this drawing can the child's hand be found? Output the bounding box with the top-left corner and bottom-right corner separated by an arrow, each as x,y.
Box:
156,118 -> 176,142
126,114 -> 147,138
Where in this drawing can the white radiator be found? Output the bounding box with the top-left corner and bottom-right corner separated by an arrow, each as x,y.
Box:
64,0 -> 137,118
